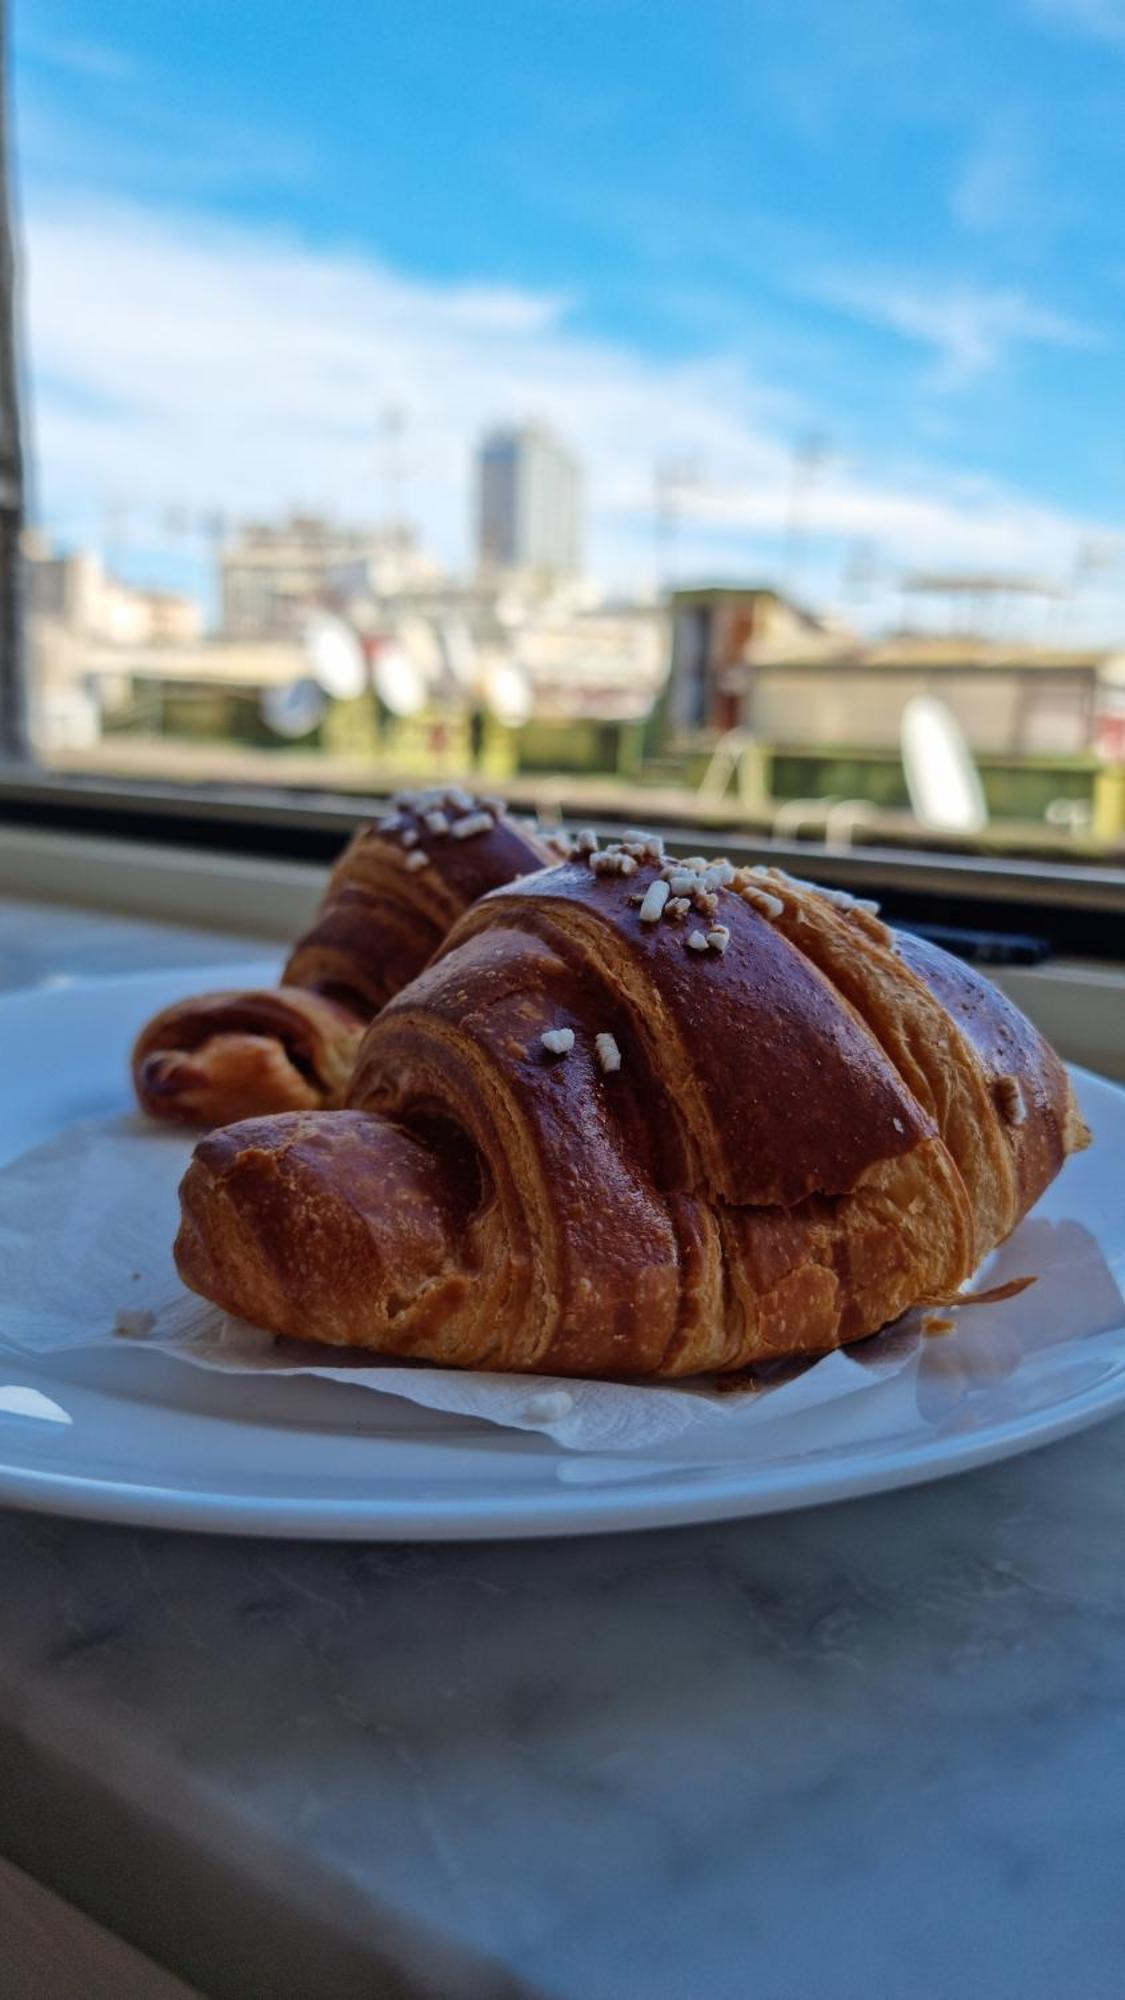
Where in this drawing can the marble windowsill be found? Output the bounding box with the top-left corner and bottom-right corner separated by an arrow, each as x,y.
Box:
0,895 -> 1123,1998
2,824 -> 1122,1080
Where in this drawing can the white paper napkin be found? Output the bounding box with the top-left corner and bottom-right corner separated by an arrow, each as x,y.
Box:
0,1114 -> 927,1452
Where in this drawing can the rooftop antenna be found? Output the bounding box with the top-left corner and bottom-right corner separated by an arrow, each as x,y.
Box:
782,431 -> 831,601
101,496 -> 129,580
653,456 -> 701,592
377,404 -> 408,541
1058,537 -> 1123,642
843,538 -> 880,609
901,570 -> 1065,644
200,509 -> 228,551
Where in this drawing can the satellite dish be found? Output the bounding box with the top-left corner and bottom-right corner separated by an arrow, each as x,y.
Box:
485,658 -> 533,727
395,616 -> 445,680
374,643 -> 428,717
439,619 -> 478,690
901,696 -> 988,834
261,678 -> 327,740
303,612 -> 367,700
494,592 -> 526,630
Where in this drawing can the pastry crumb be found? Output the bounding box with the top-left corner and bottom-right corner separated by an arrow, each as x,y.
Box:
450,810 -> 494,840
638,879 -> 670,924
595,1031 -> 622,1074
114,1307 -> 156,1339
523,1390 -> 574,1422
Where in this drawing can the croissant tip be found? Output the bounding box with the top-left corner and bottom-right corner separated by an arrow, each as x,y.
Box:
137,1051 -> 189,1100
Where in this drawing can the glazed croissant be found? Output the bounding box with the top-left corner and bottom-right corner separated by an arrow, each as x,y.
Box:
175,837 -> 1090,1377
132,790 -> 550,1125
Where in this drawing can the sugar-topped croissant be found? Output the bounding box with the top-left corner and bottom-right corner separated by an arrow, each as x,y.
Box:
175,836 -> 1090,1377
132,789 -> 550,1125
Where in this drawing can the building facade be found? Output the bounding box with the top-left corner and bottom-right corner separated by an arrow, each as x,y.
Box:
666,587 -> 836,734
219,514 -> 438,637
23,538 -> 204,749
476,426 -> 583,579
663,583 -> 1112,761
25,540 -> 202,646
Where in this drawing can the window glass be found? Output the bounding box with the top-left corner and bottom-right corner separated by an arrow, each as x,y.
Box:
8,3 -> 1125,870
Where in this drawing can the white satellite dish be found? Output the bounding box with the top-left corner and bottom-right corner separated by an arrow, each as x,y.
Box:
261,678 -> 327,739
494,592 -> 526,630
374,643 -> 428,717
302,612 -> 367,700
395,616 -> 445,680
485,658 -> 534,728
901,695 -> 988,835
440,618 -> 478,690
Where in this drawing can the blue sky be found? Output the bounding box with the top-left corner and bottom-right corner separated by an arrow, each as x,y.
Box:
13,0 -> 1125,633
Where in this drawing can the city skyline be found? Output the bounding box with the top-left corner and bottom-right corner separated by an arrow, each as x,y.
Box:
13,0 -> 1125,639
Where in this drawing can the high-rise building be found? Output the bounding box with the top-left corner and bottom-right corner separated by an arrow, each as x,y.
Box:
476,426 -> 583,579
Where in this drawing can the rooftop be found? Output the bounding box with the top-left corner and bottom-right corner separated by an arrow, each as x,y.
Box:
749,634 -> 1111,673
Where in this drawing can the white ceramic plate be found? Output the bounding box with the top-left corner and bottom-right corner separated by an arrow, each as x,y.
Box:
0,967 -> 1122,1541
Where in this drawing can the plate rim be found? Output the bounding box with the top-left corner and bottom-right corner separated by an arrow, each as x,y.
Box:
0,1359 -> 1123,1539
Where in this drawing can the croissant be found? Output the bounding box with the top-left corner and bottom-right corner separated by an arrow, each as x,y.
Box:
175,837 -> 1090,1377
132,790 -> 551,1125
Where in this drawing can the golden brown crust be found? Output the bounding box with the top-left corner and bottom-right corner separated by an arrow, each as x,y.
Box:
175,845 -> 1089,1377
893,928 -> 1089,1213
177,1113 -> 482,1344
283,802 -> 548,1014
132,792 -> 548,1125
133,989 -> 364,1125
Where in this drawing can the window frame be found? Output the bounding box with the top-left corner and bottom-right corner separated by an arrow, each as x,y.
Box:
1,766 -> 1121,963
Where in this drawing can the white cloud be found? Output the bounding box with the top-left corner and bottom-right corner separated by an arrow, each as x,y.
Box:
952,118 -> 1040,234
808,270 -> 1096,390
1026,0 -> 1125,44
22,196 -> 786,553
24,34 -> 137,81
21,195 -> 1125,638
